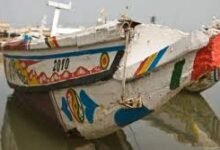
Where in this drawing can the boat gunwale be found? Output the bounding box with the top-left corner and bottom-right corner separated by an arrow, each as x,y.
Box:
4,50 -> 125,92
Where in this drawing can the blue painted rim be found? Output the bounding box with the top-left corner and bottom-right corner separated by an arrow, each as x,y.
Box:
4,45 -> 125,60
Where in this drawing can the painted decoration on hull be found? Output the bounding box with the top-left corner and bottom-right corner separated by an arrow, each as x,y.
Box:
200,68 -> 220,83
134,46 -> 168,77
4,45 -> 125,88
100,52 -> 110,70
187,67 -> 220,92
2,34 -> 32,50
114,106 -> 153,127
79,90 -> 98,124
191,34 -> 220,81
61,97 -> 73,121
170,59 -> 186,90
52,89 -> 99,126
211,68 -> 220,82
61,88 -> 84,123
45,37 -> 60,48
186,34 -> 220,92
51,88 -> 153,132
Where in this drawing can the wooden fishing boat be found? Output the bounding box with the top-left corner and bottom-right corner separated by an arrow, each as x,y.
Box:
2,1 -> 220,138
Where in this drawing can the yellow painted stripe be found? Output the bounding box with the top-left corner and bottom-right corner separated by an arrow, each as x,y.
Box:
137,53 -> 158,75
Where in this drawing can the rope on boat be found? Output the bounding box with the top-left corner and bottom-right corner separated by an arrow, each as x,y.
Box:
119,19 -> 144,109
121,20 -> 131,102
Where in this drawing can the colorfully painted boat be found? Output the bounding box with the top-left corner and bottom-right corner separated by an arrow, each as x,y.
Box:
1,16 -> 220,139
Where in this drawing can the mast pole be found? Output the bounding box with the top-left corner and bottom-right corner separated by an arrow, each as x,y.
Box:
51,8 -> 60,36
48,0 -> 72,36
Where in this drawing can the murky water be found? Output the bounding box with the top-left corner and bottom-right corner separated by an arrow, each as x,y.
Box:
0,64 -> 220,150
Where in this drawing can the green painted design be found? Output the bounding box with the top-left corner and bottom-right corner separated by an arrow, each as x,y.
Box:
170,59 -> 186,90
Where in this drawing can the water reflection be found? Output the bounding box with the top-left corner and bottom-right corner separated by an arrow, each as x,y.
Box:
1,97 -> 132,150
146,91 -> 220,148
1,90 -> 220,150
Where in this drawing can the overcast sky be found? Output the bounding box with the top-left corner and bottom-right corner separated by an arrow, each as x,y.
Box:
1,0 -> 220,31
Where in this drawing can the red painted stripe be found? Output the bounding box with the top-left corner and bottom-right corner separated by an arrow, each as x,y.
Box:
134,57 -> 149,76
52,36 -> 59,48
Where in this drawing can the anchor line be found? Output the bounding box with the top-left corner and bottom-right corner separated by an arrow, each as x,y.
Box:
121,21 -> 132,102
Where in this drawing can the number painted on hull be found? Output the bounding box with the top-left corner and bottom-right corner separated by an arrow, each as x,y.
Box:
53,58 -> 70,72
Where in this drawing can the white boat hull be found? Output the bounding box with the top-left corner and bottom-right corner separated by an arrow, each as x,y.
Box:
2,19 -> 220,139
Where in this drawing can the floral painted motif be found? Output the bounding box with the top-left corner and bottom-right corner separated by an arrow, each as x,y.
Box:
10,60 -> 40,85
64,88 -> 84,123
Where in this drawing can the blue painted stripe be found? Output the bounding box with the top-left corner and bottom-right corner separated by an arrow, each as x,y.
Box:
148,46 -> 168,72
4,45 -> 125,60
61,97 -> 73,121
115,106 -> 153,127
79,90 -> 98,124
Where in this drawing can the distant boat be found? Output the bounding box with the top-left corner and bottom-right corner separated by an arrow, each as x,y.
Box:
0,21 -> 19,42
1,1 -> 220,139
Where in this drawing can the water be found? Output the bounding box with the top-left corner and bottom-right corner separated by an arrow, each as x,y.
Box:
0,64 -> 220,150
0,65 -> 12,128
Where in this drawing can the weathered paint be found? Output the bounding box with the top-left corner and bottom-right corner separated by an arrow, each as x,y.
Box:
2,18 -> 220,139
186,33 -> 220,92
48,49 -> 197,139
45,36 -> 60,48
114,27 -> 208,80
2,20 -> 124,51
192,34 -> 220,81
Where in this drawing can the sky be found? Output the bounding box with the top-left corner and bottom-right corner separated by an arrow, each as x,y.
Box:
1,0 -> 220,31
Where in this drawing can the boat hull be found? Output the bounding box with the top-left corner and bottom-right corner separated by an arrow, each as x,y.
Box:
11,50 -> 197,139
2,21 -> 220,139
3,42 -> 125,92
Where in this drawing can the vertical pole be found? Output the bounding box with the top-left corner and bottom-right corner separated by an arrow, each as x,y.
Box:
51,8 -> 60,36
